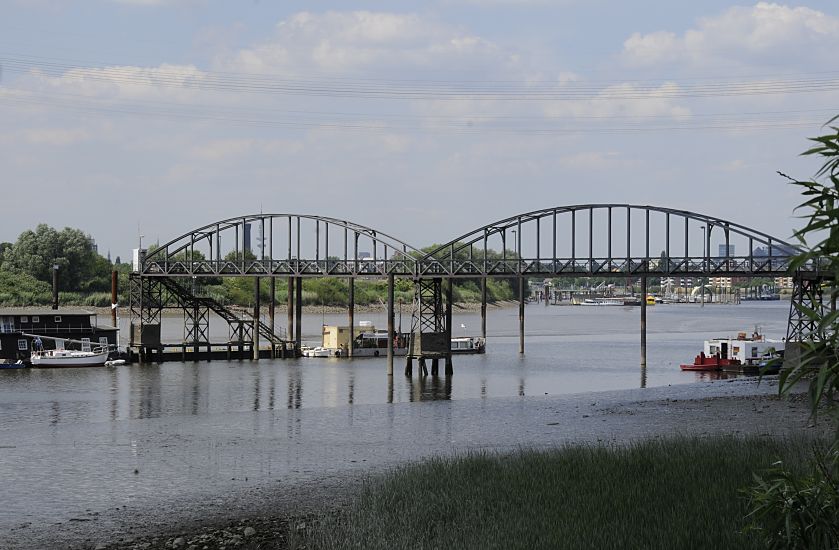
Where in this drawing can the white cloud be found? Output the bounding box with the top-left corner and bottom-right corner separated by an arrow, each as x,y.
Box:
544,82 -> 691,119
219,11 -> 501,74
21,63 -> 206,103
622,2 -> 839,68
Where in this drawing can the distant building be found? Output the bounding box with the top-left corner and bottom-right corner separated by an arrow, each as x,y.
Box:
753,244 -> 797,257
243,224 -> 252,254
775,277 -> 794,289
718,244 -> 735,257
710,277 -> 733,289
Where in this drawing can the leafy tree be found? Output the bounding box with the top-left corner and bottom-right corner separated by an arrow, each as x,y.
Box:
0,242 -> 11,269
0,270 -> 52,305
1,224 -> 108,291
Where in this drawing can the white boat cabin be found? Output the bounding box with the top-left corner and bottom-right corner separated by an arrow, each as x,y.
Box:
703,331 -> 783,365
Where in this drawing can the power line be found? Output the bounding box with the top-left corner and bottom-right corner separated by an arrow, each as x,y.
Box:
0,91 -> 826,135
3,55 -> 839,101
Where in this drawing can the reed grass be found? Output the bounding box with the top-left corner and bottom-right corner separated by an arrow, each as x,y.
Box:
296,437 -> 814,550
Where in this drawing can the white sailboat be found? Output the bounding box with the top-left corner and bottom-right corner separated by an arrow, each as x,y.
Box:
23,333 -> 110,368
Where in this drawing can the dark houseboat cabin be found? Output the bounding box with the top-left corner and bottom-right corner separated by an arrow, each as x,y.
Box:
0,308 -> 118,363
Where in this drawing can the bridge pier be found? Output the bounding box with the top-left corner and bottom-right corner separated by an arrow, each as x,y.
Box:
348,277 -> 355,358
253,277 -> 260,360
295,276 -> 303,356
387,273 -> 394,376
481,276 -> 487,340
287,276 -> 294,355
641,275 -> 647,368
518,275 -> 525,354
269,277 -> 276,358
445,278 -> 453,374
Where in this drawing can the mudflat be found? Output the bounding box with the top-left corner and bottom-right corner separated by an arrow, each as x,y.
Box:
2,377 -> 825,550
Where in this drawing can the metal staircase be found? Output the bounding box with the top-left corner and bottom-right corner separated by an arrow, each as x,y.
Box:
157,277 -> 287,347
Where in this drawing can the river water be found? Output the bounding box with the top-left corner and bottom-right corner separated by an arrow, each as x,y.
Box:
0,301 -> 789,546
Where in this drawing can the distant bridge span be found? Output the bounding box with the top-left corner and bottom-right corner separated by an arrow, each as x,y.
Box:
139,205 -> 808,279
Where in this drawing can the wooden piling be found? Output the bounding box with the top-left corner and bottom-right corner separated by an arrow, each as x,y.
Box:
111,270 -> 118,328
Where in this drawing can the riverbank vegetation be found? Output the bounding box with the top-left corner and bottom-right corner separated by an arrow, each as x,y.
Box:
288,437 -> 817,550
743,117 -> 839,548
0,229 -> 520,308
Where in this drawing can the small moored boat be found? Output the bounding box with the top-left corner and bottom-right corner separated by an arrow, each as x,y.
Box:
680,352 -> 740,371
31,347 -> 109,368
680,329 -> 784,373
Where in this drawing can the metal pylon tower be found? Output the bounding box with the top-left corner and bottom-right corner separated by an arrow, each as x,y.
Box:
787,272 -> 828,342
128,274 -> 164,347
405,277 -> 452,376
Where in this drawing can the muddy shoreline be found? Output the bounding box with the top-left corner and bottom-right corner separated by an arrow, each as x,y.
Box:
3,377 -> 827,550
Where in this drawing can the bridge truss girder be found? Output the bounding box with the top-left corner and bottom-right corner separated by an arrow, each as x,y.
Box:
139,255 -> 797,279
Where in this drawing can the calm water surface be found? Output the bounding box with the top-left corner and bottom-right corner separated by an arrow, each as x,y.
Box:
0,302 -> 788,425
0,301 -> 789,540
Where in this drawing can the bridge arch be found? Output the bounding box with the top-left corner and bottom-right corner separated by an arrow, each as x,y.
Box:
141,213 -> 421,277
418,204 -> 802,278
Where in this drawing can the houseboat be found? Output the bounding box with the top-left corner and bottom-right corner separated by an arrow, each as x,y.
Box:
680,330 -> 784,372
0,308 -> 118,364
450,336 -> 485,354
317,323 -> 485,357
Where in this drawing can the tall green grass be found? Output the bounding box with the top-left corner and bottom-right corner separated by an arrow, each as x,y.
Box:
297,437 -> 815,550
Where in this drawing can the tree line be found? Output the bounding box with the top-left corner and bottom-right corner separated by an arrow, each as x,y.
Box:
0,227 -> 519,307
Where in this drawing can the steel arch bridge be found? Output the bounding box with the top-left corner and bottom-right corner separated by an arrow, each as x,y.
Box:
129,205 -> 826,370
138,205 -> 809,279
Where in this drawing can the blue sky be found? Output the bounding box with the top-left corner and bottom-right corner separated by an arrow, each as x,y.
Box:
2,1 -> 838,258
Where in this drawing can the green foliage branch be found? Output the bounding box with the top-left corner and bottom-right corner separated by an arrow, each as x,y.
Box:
745,118 -> 839,548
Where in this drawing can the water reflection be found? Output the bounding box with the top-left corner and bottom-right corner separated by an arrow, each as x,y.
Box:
0,302 -> 790,428
287,366 -> 302,409
137,367 -> 161,419
407,375 -> 453,402
691,371 -> 741,382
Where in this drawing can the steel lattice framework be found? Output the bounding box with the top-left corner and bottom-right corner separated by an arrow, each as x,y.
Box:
138,206 -> 814,279
130,206 -> 829,359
